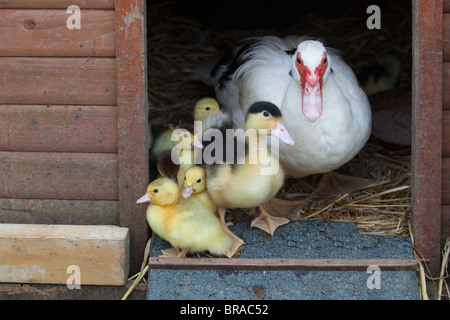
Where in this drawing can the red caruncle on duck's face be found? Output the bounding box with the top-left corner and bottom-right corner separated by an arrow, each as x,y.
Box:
295,51 -> 328,88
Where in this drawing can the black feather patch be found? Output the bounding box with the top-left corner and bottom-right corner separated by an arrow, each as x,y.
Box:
211,43 -> 253,90
246,101 -> 282,118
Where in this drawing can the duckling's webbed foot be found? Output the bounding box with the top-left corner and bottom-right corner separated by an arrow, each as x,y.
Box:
218,207 -> 245,253
160,247 -> 190,258
251,205 -> 289,236
262,197 -> 311,220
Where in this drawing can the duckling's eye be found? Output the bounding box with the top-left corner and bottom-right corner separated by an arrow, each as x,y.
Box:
263,111 -> 270,117
153,189 -> 159,193
196,178 -> 202,183
205,106 -> 211,111
183,133 -> 189,138
179,120 -> 186,124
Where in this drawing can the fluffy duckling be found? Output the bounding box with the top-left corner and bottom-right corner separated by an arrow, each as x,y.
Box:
136,177 -> 237,258
194,97 -> 220,121
183,165 -> 244,256
156,149 -> 181,183
149,111 -> 194,159
201,101 -> 294,235
171,123 -> 203,175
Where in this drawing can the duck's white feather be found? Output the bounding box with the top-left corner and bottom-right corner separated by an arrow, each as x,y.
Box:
198,35 -> 371,177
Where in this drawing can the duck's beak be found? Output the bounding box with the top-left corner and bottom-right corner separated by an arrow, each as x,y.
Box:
183,185 -> 194,198
271,122 -> 295,146
302,77 -> 323,122
136,193 -> 152,204
192,138 -> 204,149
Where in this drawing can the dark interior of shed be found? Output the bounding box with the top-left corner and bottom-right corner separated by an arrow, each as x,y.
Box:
145,0 -> 413,237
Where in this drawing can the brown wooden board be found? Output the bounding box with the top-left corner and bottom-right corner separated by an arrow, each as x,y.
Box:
0,152 -> 118,200
0,57 -> 116,105
442,158 -> 450,204
445,0 -> 450,13
0,198 -> 119,225
411,0 -> 443,275
0,9 -> 115,57
442,205 -> 450,246
443,63 -> 450,108
0,0 -> 115,9
444,14 -> 450,61
115,0 -> 149,273
148,257 -> 418,272
0,105 -> 117,153
443,110 -> 450,157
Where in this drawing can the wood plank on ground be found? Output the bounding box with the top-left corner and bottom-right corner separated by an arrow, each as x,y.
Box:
0,224 -> 129,285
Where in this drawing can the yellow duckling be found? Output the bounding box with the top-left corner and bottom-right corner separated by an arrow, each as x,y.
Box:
136,177 -> 237,258
200,101 -> 295,236
171,123 -> 203,180
149,111 -> 194,158
194,97 -> 220,121
183,165 -> 244,257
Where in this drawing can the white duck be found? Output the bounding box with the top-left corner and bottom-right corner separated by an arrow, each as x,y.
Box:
195,35 -> 371,178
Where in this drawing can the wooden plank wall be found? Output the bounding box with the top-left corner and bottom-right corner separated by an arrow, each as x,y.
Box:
443,0 -> 450,251
0,1 -> 119,225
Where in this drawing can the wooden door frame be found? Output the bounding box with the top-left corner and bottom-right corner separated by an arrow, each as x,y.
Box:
412,0 -> 443,275
116,0 -> 149,274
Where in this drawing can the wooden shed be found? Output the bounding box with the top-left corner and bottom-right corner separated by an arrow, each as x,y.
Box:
0,0 -> 148,298
0,0 -> 449,299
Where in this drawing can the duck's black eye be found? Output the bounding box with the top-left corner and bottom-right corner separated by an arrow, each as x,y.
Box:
153,189 -> 159,193
179,120 -> 186,124
323,58 -> 327,65
205,106 -> 211,111
296,57 -> 302,65
196,179 -> 202,183
263,111 -> 270,117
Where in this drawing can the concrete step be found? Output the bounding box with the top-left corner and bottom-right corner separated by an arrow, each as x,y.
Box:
147,220 -> 420,300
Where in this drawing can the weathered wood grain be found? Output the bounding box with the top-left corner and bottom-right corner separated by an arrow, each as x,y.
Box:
149,257 -> 418,272
0,224 -> 129,285
116,0 -> 149,273
443,110 -> 450,157
444,14 -> 450,61
0,198 -> 119,225
412,0 -> 443,275
441,205 -> 450,246
0,105 -> 117,153
0,9 -> 115,57
0,152 -> 118,200
443,63 -> 450,108
0,57 -> 116,105
442,158 -> 450,204
0,0 -> 115,9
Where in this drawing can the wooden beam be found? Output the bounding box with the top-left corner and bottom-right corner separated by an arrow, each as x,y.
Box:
0,224 -> 129,285
0,9 -> 115,57
115,0 -> 149,274
411,0 -> 443,275
149,257 -> 418,272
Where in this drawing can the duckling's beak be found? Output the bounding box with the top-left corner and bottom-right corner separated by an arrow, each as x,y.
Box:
192,138 -> 204,149
136,193 -> 152,204
271,122 -> 295,146
183,185 -> 194,198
